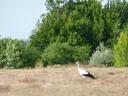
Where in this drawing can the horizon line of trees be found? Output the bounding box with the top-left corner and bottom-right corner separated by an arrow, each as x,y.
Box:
30,0 -> 128,51
0,0 -> 128,68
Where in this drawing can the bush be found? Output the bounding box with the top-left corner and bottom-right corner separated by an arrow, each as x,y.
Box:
0,39 -> 38,69
0,39 -> 9,68
41,42 -> 92,66
73,45 -> 91,64
41,42 -> 73,66
3,40 -> 24,69
21,47 -> 39,68
89,43 -> 113,66
113,32 -> 128,67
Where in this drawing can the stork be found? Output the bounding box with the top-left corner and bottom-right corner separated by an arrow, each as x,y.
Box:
76,61 -> 95,79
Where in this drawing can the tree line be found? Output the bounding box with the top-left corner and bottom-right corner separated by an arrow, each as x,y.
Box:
0,0 -> 128,68
30,0 -> 128,51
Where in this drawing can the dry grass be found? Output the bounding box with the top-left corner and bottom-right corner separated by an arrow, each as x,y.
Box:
0,65 -> 128,96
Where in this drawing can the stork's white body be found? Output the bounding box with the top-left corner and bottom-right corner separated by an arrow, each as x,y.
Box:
78,66 -> 88,77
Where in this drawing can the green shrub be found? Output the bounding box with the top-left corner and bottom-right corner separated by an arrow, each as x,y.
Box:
0,39 -> 38,69
113,32 -> 128,67
0,39 -> 8,68
73,45 -> 91,64
41,42 -> 92,66
21,47 -> 39,68
3,40 -> 24,69
89,43 -> 113,66
41,42 -> 73,66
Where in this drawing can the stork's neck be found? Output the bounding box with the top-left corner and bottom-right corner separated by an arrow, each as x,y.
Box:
77,63 -> 80,68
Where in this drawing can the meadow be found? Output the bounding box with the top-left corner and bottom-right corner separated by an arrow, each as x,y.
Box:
0,65 -> 128,96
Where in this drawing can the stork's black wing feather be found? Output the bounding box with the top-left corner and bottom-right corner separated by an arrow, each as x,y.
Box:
82,73 -> 95,79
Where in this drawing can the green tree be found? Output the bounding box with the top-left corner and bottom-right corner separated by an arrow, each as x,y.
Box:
4,40 -> 24,68
30,0 -> 128,62
0,38 -> 9,68
0,39 -> 38,69
30,0 -> 104,51
113,31 -> 128,67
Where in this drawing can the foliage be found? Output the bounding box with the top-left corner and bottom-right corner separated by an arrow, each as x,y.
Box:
0,39 -> 38,69
0,38 -> 10,68
30,0 -> 103,51
73,45 -> 91,64
1,0 -> 128,68
41,42 -> 91,66
113,31 -> 128,67
89,43 -> 113,66
30,0 -> 128,53
41,42 -> 73,66
21,46 -> 39,68
2,39 -> 24,68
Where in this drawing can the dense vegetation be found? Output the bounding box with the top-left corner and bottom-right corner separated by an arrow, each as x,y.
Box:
0,0 -> 128,68
41,42 -> 91,66
0,38 -> 38,68
113,31 -> 128,67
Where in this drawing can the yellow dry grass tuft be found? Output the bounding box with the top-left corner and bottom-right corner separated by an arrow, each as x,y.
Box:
0,66 -> 128,96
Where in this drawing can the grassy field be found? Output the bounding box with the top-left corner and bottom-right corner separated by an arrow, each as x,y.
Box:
0,65 -> 128,96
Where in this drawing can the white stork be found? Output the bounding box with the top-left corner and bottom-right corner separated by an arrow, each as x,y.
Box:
76,61 -> 95,79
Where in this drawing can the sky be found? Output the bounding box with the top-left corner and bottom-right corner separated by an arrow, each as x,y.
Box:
0,0 -> 107,40
0,0 -> 46,39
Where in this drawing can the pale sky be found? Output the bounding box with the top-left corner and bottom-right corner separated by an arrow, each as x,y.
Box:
0,0 -> 107,40
0,0 -> 46,39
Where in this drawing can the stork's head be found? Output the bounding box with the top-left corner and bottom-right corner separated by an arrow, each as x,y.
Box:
76,61 -> 80,68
